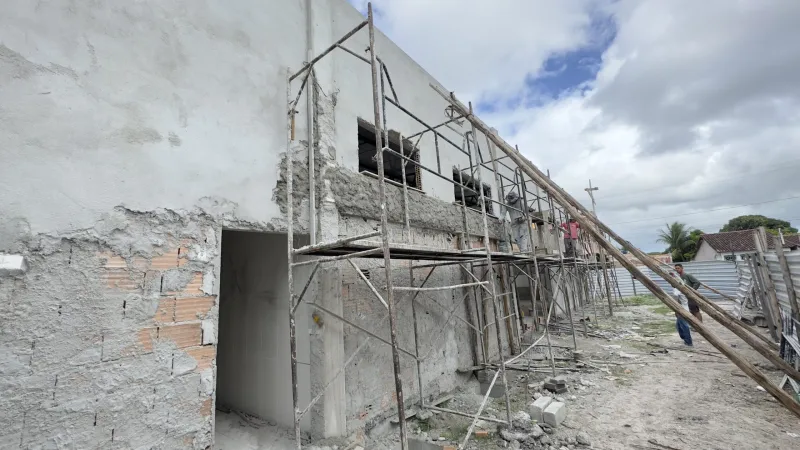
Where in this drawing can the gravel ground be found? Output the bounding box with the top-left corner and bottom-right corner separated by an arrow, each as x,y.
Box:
377,297 -> 800,450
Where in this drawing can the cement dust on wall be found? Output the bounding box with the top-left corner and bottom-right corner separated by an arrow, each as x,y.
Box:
0,205 -> 264,449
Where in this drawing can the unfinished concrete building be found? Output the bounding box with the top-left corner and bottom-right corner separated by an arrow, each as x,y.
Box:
0,1 -> 621,448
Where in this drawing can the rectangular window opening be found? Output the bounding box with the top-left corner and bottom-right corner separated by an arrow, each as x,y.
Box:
453,168 -> 493,216
358,119 -> 420,190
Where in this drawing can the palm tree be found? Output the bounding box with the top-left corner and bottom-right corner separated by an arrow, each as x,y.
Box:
656,222 -> 692,262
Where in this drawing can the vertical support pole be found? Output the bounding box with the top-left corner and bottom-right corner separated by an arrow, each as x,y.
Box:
402,133 -> 424,408
559,226 -> 578,349
434,133 -> 442,175
775,230 -> 800,324
468,162 -> 512,426
754,228 -> 783,340
368,6 -> 408,448
306,2 -> 316,246
286,69 -> 302,450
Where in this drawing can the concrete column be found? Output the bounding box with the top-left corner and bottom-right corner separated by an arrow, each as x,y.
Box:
309,197 -> 346,438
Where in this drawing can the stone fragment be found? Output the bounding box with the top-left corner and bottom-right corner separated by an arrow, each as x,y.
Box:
576,432 -> 591,446
500,429 -> 530,442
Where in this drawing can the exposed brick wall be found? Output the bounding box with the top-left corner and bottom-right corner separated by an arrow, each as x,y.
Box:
2,232 -> 220,449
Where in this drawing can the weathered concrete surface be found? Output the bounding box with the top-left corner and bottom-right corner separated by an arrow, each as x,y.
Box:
0,0 -> 523,447
0,207 -> 222,448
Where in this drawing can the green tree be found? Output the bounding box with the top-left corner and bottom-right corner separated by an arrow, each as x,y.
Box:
720,215 -> 798,235
684,229 -> 704,261
656,222 -> 694,262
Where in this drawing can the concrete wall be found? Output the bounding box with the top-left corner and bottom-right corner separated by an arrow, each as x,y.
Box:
0,0 -> 528,447
694,241 -> 721,261
216,231 -> 312,432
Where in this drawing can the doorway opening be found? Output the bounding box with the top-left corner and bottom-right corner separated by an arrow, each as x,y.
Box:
215,231 -> 310,449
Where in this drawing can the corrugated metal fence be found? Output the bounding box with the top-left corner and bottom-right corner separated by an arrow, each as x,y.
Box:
764,250 -> 800,313
613,260 -> 739,301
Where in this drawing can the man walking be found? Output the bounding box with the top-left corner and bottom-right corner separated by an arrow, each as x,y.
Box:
670,272 -> 692,346
675,263 -> 702,322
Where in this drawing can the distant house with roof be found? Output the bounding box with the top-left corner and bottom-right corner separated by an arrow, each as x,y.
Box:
693,230 -> 800,262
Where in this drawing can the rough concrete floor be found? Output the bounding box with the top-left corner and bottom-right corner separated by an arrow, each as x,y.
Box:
374,297 -> 800,449
214,410 -> 295,450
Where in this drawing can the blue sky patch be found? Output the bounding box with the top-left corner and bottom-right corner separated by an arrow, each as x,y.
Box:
476,13 -> 616,114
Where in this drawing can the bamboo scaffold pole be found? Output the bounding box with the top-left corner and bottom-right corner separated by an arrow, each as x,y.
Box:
466,163 -> 513,428
285,66 -> 303,449
431,84 -> 800,418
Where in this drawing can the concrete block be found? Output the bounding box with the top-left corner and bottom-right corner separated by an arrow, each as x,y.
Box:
543,401 -> 566,427
0,254 -> 27,275
528,396 -> 552,423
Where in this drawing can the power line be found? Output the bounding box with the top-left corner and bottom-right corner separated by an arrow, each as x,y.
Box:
596,160 -> 800,201
610,194 -> 800,225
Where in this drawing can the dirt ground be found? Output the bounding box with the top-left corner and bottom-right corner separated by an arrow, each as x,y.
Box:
382,296 -> 800,450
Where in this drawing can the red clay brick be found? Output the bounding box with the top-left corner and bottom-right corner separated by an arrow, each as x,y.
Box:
177,245 -> 191,267
158,323 -> 201,348
154,298 -> 175,323
185,346 -> 216,371
98,252 -> 127,269
174,296 -> 214,322
137,328 -> 157,352
200,397 -> 213,416
105,269 -> 143,292
164,272 -> 204,297
150,249 -> 180,270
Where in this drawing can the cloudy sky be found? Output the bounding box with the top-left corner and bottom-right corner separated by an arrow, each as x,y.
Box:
348,0 -> 800,252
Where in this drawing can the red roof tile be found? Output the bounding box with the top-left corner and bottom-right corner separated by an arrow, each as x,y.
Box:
698,230 -> 800,253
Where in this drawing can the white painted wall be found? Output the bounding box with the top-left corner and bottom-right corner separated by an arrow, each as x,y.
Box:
0,0 -> 320,235
694,241 -> 720,261
0,0 -> 546,244
216,231 -> 312,431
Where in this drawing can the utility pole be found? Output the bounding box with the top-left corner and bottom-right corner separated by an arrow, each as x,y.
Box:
585,179 -> 614,315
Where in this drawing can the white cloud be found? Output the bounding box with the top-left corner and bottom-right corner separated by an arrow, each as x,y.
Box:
353,0 -> 800,251
353,0 -> 603,102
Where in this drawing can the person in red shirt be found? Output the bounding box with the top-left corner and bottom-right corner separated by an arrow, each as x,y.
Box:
560,218 -> 580,257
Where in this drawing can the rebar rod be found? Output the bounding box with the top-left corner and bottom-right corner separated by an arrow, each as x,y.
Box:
291,247 -> 382,266
393,281 -> 488,292
347,259 -> 389,310
290,20 -> 368,81
292,262 -> 320,314
406,114 -> 466,139
311,301 -> 417,359
384,96 -> 468,157
294,230 -> 381,255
